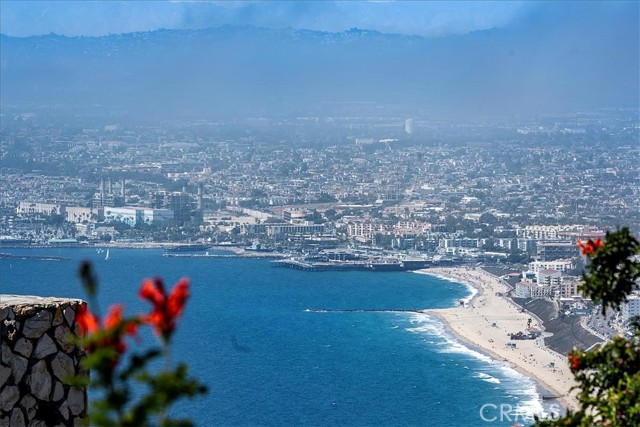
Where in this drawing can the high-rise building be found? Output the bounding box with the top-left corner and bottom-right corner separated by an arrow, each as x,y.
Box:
150,191 -> 194,225
404,118 -> 414,135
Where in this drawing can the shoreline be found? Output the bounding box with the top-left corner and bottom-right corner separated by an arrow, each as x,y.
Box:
418,267 -> 578,413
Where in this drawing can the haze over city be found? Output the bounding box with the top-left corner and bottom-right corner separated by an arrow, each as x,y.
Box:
0,2 -> 639,427
1,1 -> 638,119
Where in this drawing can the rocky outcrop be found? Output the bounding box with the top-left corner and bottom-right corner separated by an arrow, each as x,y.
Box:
0,295 -> 86,427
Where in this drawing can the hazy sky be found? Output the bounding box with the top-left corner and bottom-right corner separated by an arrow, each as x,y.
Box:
1,1 -> 539,37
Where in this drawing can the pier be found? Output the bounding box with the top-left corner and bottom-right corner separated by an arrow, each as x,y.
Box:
271,258 -> 442,272
163,252 -> 285,260
271,259 -> 377,271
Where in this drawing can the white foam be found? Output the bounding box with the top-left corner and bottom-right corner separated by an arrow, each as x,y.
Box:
403,312 -> 546,420
412,270 -> 478,306
473,372 -> 501,384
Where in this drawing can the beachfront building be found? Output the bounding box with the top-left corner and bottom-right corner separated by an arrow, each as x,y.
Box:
529,258 -> 576,273
514,281 -> 553,299
556,276 -> 580,299
621,295 -> 640,323
536,241 -> 579,261
537,269 -> 562,287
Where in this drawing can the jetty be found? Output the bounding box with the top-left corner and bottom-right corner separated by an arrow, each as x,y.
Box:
0,253 -> 69,261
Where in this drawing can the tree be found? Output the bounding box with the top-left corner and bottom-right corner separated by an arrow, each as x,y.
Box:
323,209 -> 338,221
534,228 -> 640,427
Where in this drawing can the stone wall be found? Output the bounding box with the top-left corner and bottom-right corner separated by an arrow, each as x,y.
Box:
0,295 -> 87,427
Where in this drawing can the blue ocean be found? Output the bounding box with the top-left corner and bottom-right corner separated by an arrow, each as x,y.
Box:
0,248 -> 552,426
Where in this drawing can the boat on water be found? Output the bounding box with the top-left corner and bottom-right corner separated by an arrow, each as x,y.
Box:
104,249 -> 110,261
165,244 -> 211,253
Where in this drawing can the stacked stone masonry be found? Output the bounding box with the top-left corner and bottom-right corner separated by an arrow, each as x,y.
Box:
0,295 -> 86,427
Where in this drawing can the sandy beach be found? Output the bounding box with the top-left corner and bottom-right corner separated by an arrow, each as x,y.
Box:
419,267 -> 578,412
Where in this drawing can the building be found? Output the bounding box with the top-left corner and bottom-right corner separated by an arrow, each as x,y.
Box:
515,281 -> 553,299
93,178 -> 124,208
65,206 -> 102,223
529,258 -> 576,273
150,191 -> 193,225
283,208 -> 314,223
557,276 -> 580,299
537,269 -> 562,287
516,225 -> 605,242
404,118 -> 414,135
441,238 -> 480,249
536,241 -> 579,261
104,207 -> 174,228
347,223 -> 386,240
140,208 -> 174,227
103,207 -> 140,227
621,295 -> 640,323
496,238 -> 516,251
266,223 -> 325,237
517,238 -> 537,252
17,201 -> 63,217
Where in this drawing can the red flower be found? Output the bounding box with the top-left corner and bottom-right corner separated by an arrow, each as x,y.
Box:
577,238 -> 603,256
569,353 -> 582,371
139,277 -> 190,340
103,304 -> 138,355
76,304 -> 99,335
76,304 -> 138,370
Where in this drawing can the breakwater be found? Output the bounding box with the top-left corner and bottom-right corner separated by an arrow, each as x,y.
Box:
0,253 -> 69,261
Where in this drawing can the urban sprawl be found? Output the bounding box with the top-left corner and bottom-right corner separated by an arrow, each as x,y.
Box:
1,107 -> 639,339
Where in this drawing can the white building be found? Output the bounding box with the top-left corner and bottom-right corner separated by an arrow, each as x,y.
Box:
622,295 -> 640,323
515,281 -> 553,299
104,207 -> 139,227
347,223 -> 386,239
17,201 -> 63,216
537,269 -> 562,286
141,209 -> 173,227
404,118 -> 414,135
441,238 -> 479,249
103,207 -> 173,228
65,206 -> 102,223
529,258 -> 576,273
266,223 -> 325,237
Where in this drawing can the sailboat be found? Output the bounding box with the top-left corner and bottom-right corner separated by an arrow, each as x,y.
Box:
105,249 -> 110,261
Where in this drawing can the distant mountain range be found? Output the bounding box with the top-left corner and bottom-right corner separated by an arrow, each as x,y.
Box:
1,17 -> 638,119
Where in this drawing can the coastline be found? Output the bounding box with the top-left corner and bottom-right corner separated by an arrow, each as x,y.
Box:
417,267 -> 578,413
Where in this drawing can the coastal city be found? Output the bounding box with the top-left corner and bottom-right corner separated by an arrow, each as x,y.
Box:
1,1 -> 639,425
2,106 -> 639,346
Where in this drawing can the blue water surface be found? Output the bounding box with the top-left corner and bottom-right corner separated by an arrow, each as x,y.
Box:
0,248 -> 548,426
